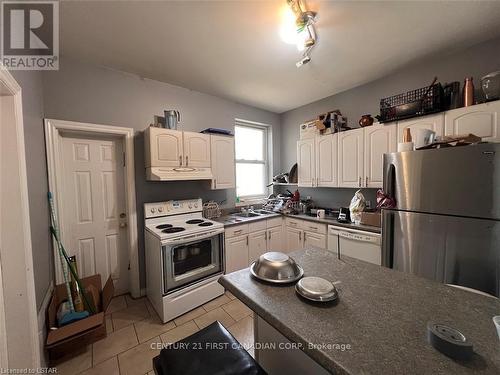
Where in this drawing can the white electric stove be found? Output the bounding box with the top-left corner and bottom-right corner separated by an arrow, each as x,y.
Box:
144,198 -> 225,323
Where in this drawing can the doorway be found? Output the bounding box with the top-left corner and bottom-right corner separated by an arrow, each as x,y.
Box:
0,68 -> 40,367
45,119 -> 140,297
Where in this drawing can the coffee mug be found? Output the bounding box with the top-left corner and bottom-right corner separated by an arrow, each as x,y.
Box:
414,129 -> 436,149
316,209 -> 325,219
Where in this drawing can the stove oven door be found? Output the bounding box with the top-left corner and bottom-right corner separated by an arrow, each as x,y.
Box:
162,231 -> 223,294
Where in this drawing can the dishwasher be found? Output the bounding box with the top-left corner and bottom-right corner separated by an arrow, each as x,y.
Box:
327,226 -> 382,265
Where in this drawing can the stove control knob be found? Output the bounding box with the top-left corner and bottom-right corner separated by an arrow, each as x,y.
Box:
158,207 -> 164,213
188,204 -> 192,209
194,203 -> 198,208
150,208 -> 156,213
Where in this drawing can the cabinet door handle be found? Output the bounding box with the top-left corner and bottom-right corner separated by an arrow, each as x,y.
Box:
303,231 -> 307,242
179,155 -> 182,166
214,179 -> 217,189
234,229 -> 242,234
299,231 -> 302,241
269,230 -> 272,240
365,176 -> 368,187
185,155 -> 189,166
359,177 -> 361,187
246,235 -> 249,246
264,231 -> 267,240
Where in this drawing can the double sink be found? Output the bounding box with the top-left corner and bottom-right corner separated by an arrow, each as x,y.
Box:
220,209 -> 277,225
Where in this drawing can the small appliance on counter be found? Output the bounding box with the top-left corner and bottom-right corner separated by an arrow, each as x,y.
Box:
337,207 -> 351,223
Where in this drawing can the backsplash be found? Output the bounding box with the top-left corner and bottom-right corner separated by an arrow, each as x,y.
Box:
274,185 -> 378,209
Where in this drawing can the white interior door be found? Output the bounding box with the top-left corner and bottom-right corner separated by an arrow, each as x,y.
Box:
183,131 -> 211,167
61,134 -> 129,294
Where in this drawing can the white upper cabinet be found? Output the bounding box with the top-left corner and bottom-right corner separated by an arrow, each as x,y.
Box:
338,128 -> 364,188
315,133 -> 338,187
444,101 -> 500,142
363,124 -> 397,188
183,131 -> 211,167
210,135 -> 235,190
396,113 -> 444,142
145,127 -> 183,168
297,138 -> 316,187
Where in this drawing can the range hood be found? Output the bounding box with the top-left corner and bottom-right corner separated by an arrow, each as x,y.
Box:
146,167 -> 213,181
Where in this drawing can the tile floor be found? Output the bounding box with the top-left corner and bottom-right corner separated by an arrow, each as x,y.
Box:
53,291 -> 254,375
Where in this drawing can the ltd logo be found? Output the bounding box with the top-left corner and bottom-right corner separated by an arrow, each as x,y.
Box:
1,1 -> 59,70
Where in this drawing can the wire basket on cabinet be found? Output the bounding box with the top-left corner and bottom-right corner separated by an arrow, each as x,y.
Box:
379,83 -> 444,123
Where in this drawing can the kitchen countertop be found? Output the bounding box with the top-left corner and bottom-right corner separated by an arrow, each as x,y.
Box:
215,212 -> 381,234
219,248 -> 500,374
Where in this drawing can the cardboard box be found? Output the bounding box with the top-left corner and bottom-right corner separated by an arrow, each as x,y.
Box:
360,212 -> 381,228
46,274 -> 114,361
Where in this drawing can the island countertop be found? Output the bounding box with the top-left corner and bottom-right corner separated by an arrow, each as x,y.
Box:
219,248 -> 500,374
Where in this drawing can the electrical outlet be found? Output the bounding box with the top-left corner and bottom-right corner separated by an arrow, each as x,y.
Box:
365,200 -> 372,209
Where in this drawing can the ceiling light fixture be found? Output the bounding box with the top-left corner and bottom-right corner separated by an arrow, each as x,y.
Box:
280,0 -> 318,67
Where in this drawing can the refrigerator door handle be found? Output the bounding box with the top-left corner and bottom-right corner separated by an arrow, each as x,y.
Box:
381,209 -> 394,268
385,163 -> 396,198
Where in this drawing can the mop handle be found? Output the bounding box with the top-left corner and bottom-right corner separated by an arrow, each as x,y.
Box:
48,192 -> 75,312
49,227 -> 95,314
48,192 -> 95,314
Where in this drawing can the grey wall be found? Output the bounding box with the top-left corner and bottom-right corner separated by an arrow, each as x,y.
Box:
11,70 -> 52,310
42,58 -> 280,288
279,36 -> 500,209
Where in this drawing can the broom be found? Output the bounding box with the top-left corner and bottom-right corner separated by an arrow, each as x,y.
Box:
48,192 -> 95,324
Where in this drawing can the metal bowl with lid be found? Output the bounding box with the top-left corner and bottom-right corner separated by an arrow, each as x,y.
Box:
295,276 -> 338,302
250,252 -> 304,284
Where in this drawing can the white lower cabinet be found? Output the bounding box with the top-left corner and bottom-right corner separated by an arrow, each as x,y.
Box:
248,230 -> 267,266
285,227 -> 304,253
225,235 -> 249,274
225,217 -> 284,273
303,232 -> 326,249
285,218 -> 327,252
268,226 -> 284,251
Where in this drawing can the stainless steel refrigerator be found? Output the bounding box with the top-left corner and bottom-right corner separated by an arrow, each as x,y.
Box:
382,143 -> 500,297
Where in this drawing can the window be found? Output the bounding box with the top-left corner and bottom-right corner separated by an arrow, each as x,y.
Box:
234,121 -> 269,199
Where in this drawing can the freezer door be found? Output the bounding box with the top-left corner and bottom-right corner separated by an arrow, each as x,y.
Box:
383,143 -> 500,219
382,210 -> 500,297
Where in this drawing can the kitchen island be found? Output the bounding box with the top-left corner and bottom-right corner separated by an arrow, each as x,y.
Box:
219,248 -> 500,374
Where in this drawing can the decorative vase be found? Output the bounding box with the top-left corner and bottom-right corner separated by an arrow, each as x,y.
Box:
463,77 -> 474,107
359,114 -> 374,127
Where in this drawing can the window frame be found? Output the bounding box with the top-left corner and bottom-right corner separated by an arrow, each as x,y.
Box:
234,120 -> 271,202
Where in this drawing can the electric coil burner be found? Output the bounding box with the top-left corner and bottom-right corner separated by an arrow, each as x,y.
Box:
199,222 -> 214,227
162,227 -> 185,234
144,198 -> 225,323
186,219 -> 204,224
156,224 -> 173,229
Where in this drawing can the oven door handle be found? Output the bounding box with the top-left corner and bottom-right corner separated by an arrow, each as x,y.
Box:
164,228 -> 224,244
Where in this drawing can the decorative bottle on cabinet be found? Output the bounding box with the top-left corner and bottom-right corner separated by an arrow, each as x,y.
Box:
463,77 -> 474,107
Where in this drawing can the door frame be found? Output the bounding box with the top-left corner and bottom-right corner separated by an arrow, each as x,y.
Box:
0,67 -> 40,367
44,119 -> 141,297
